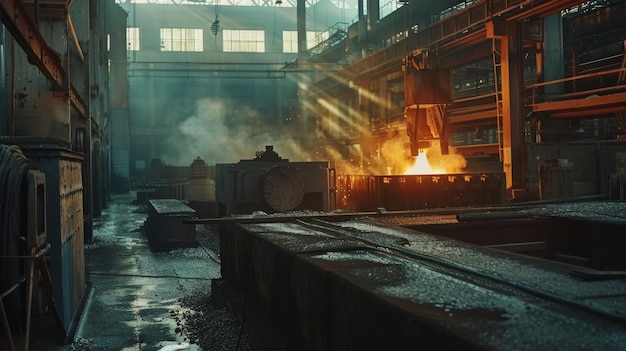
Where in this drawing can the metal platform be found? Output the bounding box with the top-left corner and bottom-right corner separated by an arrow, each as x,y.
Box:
218,204 -> 626,350
145,199 -> 198,250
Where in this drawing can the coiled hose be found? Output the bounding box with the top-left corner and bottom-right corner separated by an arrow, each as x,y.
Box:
0,143 -> 31,333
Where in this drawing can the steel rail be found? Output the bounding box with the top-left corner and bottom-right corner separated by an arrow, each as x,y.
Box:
184,205 -> 531,225
292,218 -> 626,324
184,194 -> 609,225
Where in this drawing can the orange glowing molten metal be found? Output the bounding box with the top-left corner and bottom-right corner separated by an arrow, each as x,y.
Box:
404,150 -> 446,175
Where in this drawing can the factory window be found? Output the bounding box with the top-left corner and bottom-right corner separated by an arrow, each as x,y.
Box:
127,27 -> 140,51
307,31 -> 329,50
282,31 -> 330,53
160,28 -> 203,52
283,31 -> 298,53
380,0 -> 400,19
223,30 -> 265,53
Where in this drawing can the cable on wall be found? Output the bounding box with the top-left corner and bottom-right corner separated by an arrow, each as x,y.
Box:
0,143 -> 32,334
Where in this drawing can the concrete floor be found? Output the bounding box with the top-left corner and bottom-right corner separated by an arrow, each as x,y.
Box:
27,192 -> 626,351
39,193 -> 222,351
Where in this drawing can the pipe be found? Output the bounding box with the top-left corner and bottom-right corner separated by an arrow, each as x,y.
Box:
67,13 -> 84,62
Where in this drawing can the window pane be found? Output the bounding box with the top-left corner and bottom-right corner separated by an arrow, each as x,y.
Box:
160,27 -> 203,52
223,29 -> 265,53
127,27 -> 140,51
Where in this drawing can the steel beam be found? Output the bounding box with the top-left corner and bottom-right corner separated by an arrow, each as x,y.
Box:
448,108 -> 498,124
0,0 -> 64,86
343,0 -> 586,82
533,91 -> 626,117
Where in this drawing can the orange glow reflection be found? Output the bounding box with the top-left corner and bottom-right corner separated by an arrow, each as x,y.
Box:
404,150 -> 446,175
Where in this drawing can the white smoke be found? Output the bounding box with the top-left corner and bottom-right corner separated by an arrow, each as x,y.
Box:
161,98 -> 309,166
161,98 -> 467,175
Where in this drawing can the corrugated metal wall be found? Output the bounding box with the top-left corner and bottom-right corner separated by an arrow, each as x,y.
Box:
17,141 -> 86,333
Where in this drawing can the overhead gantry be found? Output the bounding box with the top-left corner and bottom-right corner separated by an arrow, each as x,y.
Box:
308,0 -> 625,198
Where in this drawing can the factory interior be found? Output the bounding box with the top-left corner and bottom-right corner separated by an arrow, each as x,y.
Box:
1,0 -> 626,350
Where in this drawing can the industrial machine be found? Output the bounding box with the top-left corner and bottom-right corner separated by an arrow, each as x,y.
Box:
213,145 -> 506,216
215,146 -> 334,216
0,140 -> 79,350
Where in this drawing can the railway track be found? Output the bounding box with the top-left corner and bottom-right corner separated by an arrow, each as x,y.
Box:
297,218 -> 626,323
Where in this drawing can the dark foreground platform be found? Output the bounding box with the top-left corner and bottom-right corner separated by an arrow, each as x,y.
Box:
218,201 -> 626,351
146,199 -> 198,250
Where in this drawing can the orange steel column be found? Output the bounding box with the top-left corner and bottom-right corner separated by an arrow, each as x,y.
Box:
500,21 -> 528,198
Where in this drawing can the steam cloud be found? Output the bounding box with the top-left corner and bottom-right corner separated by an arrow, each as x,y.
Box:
162,97 -> 467,176
161,98 -> 311,166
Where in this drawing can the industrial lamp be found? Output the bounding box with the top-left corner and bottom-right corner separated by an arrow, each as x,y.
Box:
276,0 -> 283,5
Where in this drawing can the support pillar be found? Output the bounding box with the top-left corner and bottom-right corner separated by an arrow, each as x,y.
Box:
297,0 -> 306,58
543,14 -> 564,96
500,21 -> 528,197
296,0 -> 314,152
366,0 -> 380,31
358,0 -> 365,39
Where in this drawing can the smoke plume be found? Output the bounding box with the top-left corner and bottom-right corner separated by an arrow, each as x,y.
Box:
162,98 -> 310,166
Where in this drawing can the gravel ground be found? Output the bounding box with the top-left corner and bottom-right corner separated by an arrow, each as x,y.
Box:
173,225 -> 254,351
173,280 -> 253,351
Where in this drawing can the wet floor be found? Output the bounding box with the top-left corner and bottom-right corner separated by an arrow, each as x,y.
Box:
40,193 -> 222,351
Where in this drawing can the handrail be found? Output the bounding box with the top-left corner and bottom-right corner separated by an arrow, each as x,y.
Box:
529,67 -> 626,105
528,67 -> 626,89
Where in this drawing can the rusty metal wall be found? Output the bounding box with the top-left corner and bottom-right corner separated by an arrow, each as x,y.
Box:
527,142 -> 626,199
58,156 -> 85,327
8,138 -> 85,333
